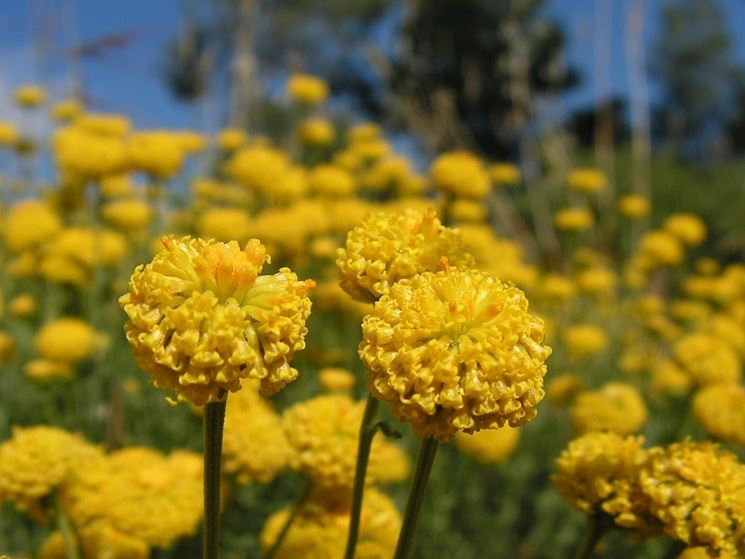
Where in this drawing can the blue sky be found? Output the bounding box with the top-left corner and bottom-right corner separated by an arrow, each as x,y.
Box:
1,0 -> 744,131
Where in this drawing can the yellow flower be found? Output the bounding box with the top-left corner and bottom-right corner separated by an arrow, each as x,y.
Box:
102,198 -> 153,232
564,324 -> 608,357
489,162 -> 521,186
222,380 -> 293,484
650,360 -> 692,396
2,199 -> 61,253
225,144 -> 291,195
44,227 -> 129,271
62,447 -> 203,549
677,548 -> 738,559
53,126 -> 129,179
0,426 -> 101,517
298,118 -> 336,146
24,359 -> 74,382
9,293 -> 36,318
14,85 -> 47,107
260,487 -> 400,559
567,168 -> 607,193
346,122 -> 382,143
554,207 -> 594,231
454,426 -> 521,463
50,99 -> 83,121
546,373 -> 585,406
674,333 -> 741,386
287,73 -> 330,104
664,213 -> 707,246
127,130 -> 186,179
638,231 -> 684,267
282,394 -> 410,488
537,273 -> 576,303
216,127 -> 247,151
79,524 -> 150,559
447,198 -> 487,223
360,267 -> 551,440
618,194 -> 650,218
197,207 -> 252,243
35,317 -> 97,363
552,432 -> 655,534
0,122 -> 19,146
570,382 -> 648,435
309,164 -> 356,197
692,383 -> 745,447
639,440 -> 745,555
119,236 -> 315,405
337,207 -> 474,302
431,151 -> 491,199
319,367 -> 356,392
100,174 -> 136,198
576,266 -> 617,298
74,112 -> 131,137
0,332 -> 16,365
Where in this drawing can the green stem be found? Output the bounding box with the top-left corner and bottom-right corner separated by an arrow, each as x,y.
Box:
57,496 -> 80,559
343,395 -> 381,559
574,514 -> 610,559
264,479 -> 314,559
203,398 -> 227,559
393,436 -> 439,559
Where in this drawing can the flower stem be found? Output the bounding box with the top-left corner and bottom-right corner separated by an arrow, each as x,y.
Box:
57,496 -> 80,559
393,436 -> 439,559
203,398 -> 227,559
264,479 -> 314,559
343,395 -> 380,559
574,514 -> 610,559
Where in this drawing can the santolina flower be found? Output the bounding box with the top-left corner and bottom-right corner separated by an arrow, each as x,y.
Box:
570,382 -> 648,435
337,207 -> 474,303
692,383 -> 745,447
119,236 -> 315,405
359,267 -> 551,440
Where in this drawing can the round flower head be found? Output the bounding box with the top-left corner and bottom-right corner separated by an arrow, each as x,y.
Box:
693,383 -> 745,447
260,487 -> 400,559
0,426 -> 101,517
552,432 -> 656,535
618,194 -> 651,219
0,332 -> 17,365
664,213 -> 707,246
563,324 -> 608,358
554,207 -> 594,231
567,167 -> 607,193
222,380 -> 293,484
62,447 -> 203,549
287,73 -> 330,105
14,85 -> 46,107
337,207 -> 475,303
119,236 -> 315,405
639,440 -> 745,555
282,394 -> 410,488
430,151 -> 491,199
2,199 -> 61,253
489,162 -> 521,186
570,382 -> 648,435
674,333 -> 742,387
454,426 -> 520,464
359,267 -> 551,440
35,317 -> 98,363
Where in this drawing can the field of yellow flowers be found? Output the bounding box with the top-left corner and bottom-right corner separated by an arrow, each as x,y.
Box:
0,76 -> 744,559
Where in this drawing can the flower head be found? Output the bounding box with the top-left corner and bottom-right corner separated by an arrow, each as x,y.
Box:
454,426 -> 521,463
119,236 -> 315,404
287,73 -> 330,104
693,383 -> 745,447
359,267 -> 551,440
567,168 -> 607,193
570,382 -> 648,435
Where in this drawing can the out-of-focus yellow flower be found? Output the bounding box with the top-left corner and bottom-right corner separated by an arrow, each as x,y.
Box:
554,207 -> 594,231
119,236 -> 315,405
79,524 -> 150,559
567,168 -> 607,193
309,164 -> 355,197
692,384 -> 745,447
552,432 -> 655,534
350,138 -> 391,162
0,332 -> 17,365
2,199 -> 61,253
618,194 -> 650,218
454,426 -> 521,463
674,333 -> 741,386
62,447 -> 203,549
24,359 -> 74,382
489,162 -> 521,186
576,266 -> 616,297
651,360 -> 692,396
547,373 -> 585,406
197,207 -> 252,243
35,317 -> 97,364
537,274 -> 576,302
102,198 -> 153,232
695,258 -> 720,276
283,394 -> 410,487
447,198 -> 487,223
222,380 -> 293,484
0,122 -> 20,146
325,198 -> 376,235
216,127 -> 247,151
639,440 -> 745,556
677,548 -> 738,559
226,144 -> 291,195
570,382 -> 648,435
703,314 -> 745,358
346,122 -> 382,143
337,207 -> 474,302
0,426 -> 101,517
431,151 -> 491,199
319,367 -> 356,392
359,156 -> 410,192
74,113 -> 131,137
50,99 -> 83,121
564,324 -> 608,357
175,130 -> 206,153
100,174 -> 136,198
664,213 -> 707,246
44,227 -> 129,271
9,293 -> 36,318
53,126 -> 129,179
360,267 -> 551,440
260,487 -> 400,559
127,130 -> 186,179
669,299 -> 711,323
287,73 -> 330,104
298,118 -> 336,146
14,85 -> 46,107
638,231 -> 684,267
